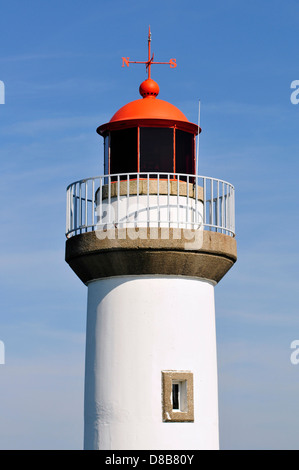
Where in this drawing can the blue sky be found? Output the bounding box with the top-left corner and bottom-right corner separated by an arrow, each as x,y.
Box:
0,0 -> 299,449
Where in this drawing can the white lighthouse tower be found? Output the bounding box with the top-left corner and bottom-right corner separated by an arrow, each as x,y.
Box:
65,30 -> 237,450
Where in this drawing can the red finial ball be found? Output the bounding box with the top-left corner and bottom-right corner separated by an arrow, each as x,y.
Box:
139,78 -> 160,98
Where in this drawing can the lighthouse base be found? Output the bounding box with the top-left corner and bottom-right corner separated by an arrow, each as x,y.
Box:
84,275 -> 219,450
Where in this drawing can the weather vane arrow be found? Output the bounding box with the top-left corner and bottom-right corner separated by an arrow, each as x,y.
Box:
121,26 -> 177,79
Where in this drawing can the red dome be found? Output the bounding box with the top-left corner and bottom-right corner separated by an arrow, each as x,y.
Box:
108,78 -> 188,123
97,78 -> 200,136
109,97 -> 189,123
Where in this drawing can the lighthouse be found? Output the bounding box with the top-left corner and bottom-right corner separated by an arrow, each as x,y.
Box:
65,29 -> 237,451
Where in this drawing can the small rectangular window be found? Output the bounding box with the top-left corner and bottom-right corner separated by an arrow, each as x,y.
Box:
162,371 -> 194,422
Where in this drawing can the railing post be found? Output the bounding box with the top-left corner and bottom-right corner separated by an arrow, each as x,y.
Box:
91,178 -> 95,230
187,174 -> 189,226
167,174 -> 170,228
195,176 -> 198,228
177,175 -> 180,228
85,181 -> 88,232
99,176 -> 103,230
210,180 -> 213,229
74,183 -> 77,236
66,187 -> 70,236
203,177 -> 206,228
117,174 -> 120,226
147,173 -> 150,227
157,173 -> 160,227
137,173 -> 140,227
216,180 -> 219,232
127,174 -> 130,227
108,175 -> 111,226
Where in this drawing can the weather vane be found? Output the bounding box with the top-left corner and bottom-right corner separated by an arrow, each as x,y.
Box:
121,26 -> 177,79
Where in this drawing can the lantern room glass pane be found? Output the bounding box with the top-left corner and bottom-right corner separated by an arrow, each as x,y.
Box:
110,128 -> 138,177
140,127 -> 173,174
175,130 -> 194,176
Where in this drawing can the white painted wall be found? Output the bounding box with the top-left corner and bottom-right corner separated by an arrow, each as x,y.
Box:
84,275 -> 219,450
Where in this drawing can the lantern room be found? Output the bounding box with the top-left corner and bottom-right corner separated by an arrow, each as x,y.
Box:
97,78 -> 200,179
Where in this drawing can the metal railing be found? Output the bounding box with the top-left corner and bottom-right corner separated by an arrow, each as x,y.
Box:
66,172 -> 235,238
